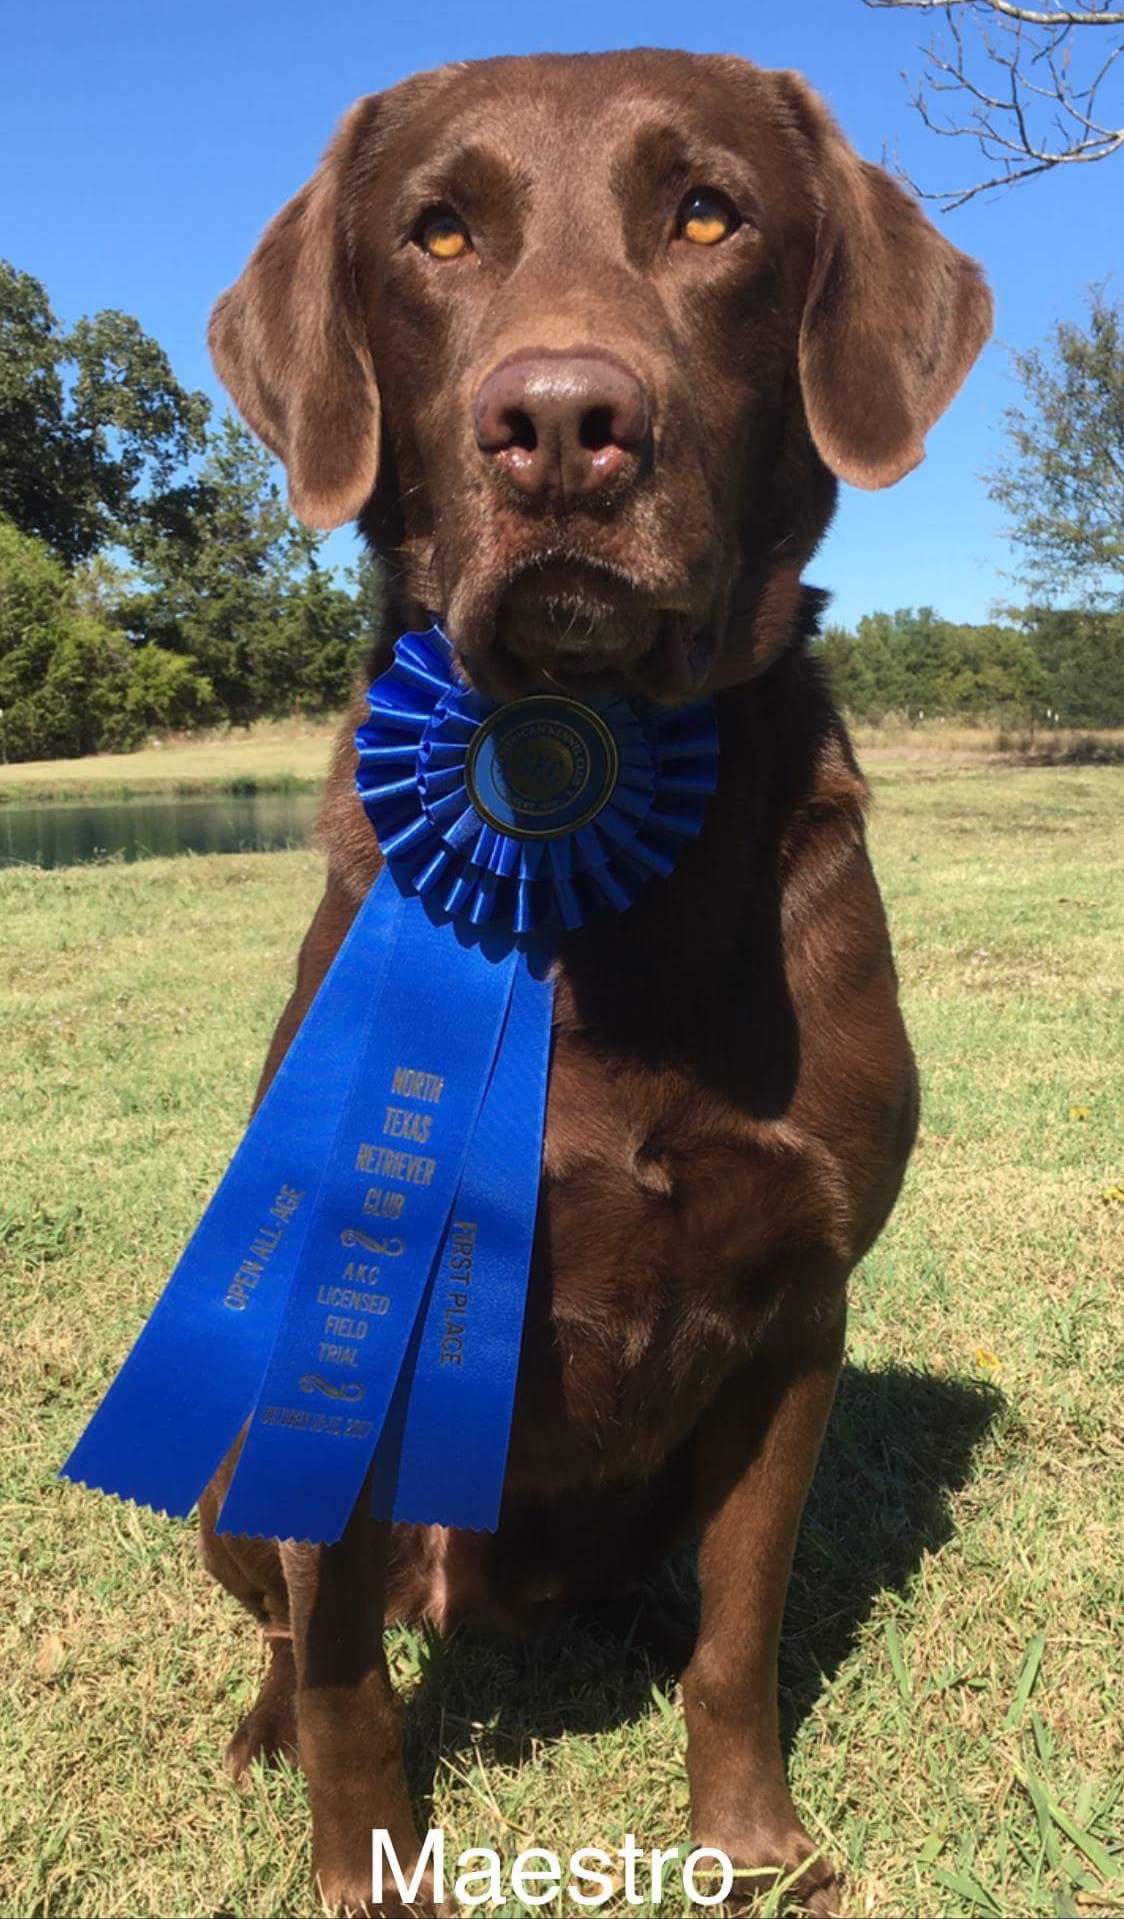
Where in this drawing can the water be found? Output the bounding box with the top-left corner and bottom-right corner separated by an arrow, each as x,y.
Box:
0,790 -> 321,870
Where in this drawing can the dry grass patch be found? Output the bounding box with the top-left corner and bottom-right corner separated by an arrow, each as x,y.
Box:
1,765 -> 1121,1916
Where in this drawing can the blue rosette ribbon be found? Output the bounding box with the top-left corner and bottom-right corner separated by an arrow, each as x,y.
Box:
63,628 -> 717,1543
357,626 -> 719,933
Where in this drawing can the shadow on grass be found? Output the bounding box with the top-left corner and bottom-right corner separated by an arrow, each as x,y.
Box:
778,1363 -> 1003,1748
402,1363 -> 1003,1800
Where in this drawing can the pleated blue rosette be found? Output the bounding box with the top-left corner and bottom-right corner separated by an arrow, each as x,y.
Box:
356,627 -> 718,933
62,625 -> 718,1543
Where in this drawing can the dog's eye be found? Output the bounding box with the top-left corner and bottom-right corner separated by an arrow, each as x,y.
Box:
677,191 -> 739,246
415,208 -> 472,261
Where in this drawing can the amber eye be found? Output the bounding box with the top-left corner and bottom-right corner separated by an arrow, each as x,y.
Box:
415,208 -> 472,260
678,191 -> 738,246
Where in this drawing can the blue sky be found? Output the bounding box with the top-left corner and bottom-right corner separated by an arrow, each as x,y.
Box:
2,0 -> 1121,627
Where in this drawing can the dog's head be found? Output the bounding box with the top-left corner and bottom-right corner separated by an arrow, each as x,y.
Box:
210,50 -> 991,700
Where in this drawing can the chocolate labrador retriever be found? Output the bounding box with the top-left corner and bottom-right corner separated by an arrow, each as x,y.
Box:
200,48 -> 991,1916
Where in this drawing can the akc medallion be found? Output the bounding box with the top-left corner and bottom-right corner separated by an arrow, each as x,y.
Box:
465,697 -> 619,839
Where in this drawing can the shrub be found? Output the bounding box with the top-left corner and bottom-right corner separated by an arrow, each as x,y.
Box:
0,517 -> 215,758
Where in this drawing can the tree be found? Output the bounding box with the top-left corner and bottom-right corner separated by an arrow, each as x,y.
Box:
864,0 -> 1124,207
816,606 -> 1054,721
818,614 -> 911,720
123,643 -> 216,734
886,606 -> 949,714
986,288 -> 1124,608
351,549 -> 388,662
124,414 -> 362,721
1021,603 -> 1124,720
932,618 -> 1049,714
0,258 -> 374,749
0,261 -> 209,564
253,532 -> 367,714
0,517 -> 215,759
0,518 -> 126,758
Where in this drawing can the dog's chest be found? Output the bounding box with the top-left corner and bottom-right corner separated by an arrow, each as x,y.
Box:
504,1002 -> 844,1491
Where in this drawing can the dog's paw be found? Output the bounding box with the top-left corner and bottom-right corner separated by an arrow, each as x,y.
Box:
696,1823 -> 841,1917
315,1865 -> 453,1919
224,1691 -> 299,1784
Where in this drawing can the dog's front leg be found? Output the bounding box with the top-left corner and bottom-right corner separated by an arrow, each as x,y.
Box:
682,1291 -> 846,1917
282,1501 -> 440,1918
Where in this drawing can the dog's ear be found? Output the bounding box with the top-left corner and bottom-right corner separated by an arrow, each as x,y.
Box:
772,73 -> 993,490
208,97 -> 381,530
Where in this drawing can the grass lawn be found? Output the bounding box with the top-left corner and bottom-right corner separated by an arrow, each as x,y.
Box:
0,760 -> 1121,1918
1,719 -> 1118,807
0,718 -> 338,804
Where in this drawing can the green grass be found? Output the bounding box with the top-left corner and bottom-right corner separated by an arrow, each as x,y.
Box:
1,762 -> 1121,1918
0,719 -> 337,804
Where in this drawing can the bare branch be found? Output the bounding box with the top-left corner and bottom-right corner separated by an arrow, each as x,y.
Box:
866,0 -> 1124,205
867,1 -> 1124,26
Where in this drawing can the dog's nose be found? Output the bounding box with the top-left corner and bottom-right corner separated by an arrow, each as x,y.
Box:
473,350 -> 650,502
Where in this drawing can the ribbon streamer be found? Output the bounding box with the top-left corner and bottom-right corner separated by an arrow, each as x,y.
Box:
216,905 -> 525,1545
62,628 -> 717,1544
371,944 -> 554,1531
62,878 -> 404,1520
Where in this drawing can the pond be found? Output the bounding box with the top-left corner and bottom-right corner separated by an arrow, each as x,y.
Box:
0,790 -> 322,870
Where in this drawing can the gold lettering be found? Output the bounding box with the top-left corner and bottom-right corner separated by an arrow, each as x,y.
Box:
317,1341 -> 359,1367
361,1185 -> 406,1220
364,1149 -> 436,1187
382,1106 -> 432,1144
390,1067 -> 445,1103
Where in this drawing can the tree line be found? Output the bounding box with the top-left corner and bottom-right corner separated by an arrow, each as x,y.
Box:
817,604 -> 1124,728
0,259 -> 381,762
820,283 -> 1123,729
1,259 -> 1121,763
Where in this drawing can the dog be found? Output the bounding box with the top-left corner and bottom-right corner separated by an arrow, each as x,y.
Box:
199,49 -> 991,1916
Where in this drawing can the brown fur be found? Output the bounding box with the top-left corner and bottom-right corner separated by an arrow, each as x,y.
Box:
198,50 -> 990,1915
